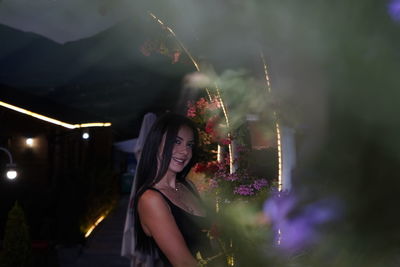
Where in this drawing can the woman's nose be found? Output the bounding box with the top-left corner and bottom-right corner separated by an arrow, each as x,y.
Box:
177,145 -> 189,155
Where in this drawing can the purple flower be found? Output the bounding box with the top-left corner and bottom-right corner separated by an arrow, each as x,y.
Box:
253,179 -> 268,190
263,192 -> 341,254
388,0 -> 400,21
224,172 -> 239,181
234,184 -> 255,196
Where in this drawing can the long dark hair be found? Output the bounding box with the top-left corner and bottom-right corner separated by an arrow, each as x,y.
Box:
134,113 -> 199,199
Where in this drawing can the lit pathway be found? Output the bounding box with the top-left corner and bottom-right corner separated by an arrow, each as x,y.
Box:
74,196 -> 130,267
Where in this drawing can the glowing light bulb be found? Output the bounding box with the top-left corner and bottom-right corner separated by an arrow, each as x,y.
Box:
26,138 -> 33,147
82,133 -> 90,140
6,170 -> 17,180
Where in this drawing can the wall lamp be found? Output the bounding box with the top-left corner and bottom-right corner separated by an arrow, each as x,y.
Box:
0,147 -> 18,180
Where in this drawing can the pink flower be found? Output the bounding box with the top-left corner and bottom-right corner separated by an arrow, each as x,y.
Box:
209,98 -> 221,110
196,98 -> 208,113
196,97 -> 207,106
187,107 -> 196,118
186,101 -> 196,118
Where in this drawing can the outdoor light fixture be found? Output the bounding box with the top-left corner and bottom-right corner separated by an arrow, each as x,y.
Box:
82,132 -> 90,140
26,138 -> 34,147
6,166 -> 17,180
0,147 -> 18,180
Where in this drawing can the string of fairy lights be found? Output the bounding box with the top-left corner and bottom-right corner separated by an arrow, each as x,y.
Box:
260,52 -> 283,192
260,51 -> 283,247
0,100 -> 112,129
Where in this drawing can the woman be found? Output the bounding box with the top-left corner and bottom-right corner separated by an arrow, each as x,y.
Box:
124,113 -> 210,267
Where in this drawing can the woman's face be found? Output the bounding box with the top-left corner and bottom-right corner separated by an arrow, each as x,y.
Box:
167,125 -> 194,175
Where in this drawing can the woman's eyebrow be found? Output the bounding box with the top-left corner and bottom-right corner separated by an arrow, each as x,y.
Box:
176,136 -> 194,142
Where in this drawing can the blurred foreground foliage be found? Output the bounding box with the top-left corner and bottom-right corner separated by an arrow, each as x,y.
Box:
185,0 -> 400,266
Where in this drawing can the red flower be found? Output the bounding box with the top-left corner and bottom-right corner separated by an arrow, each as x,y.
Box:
205,124 -> 214,134
194,163 -> 207,173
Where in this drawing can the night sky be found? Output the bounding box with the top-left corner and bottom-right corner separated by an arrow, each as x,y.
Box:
0,0 -> 130,43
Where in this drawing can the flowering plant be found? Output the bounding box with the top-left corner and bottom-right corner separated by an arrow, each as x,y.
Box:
187,97 -> 272,202
196,152 -> 270,202
186,97 -> 231,164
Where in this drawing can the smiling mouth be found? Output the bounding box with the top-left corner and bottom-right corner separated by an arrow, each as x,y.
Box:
172,157 -> 186,165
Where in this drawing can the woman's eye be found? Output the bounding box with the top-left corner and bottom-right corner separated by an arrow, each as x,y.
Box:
187,143 -> 194,148
175,139 -> 181,144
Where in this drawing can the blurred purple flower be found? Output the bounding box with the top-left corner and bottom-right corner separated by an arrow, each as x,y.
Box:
263,192 -> 341,253
388,0 -> 400,21
263,191 -> 296,224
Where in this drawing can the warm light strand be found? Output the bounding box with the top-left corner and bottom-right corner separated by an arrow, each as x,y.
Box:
213,88 -> 233,172
148,12 -> 212,101
75,122 -> 112,128
227,239 -> 235,266
84,215 -> 106,238
0,100 -> 111,129
260,52 -> 283,191
260,52 -> 272,94
214,92 -> 233,173
276,122 -> 283,191
261,52 -> 283,248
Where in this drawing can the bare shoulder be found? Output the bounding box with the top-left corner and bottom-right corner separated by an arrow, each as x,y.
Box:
137,189 -> 173,237
138,189 -> 169,213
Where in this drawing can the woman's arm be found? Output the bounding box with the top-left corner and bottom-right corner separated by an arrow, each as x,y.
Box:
138,190 -> 198,267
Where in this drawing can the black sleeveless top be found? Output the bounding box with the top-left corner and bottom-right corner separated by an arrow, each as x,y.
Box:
134,185 -> 211,266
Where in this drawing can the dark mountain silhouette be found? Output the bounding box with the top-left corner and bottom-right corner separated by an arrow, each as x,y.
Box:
0,24 -> 61,86
0,18 -> 195,139
0,17 -> 191,87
